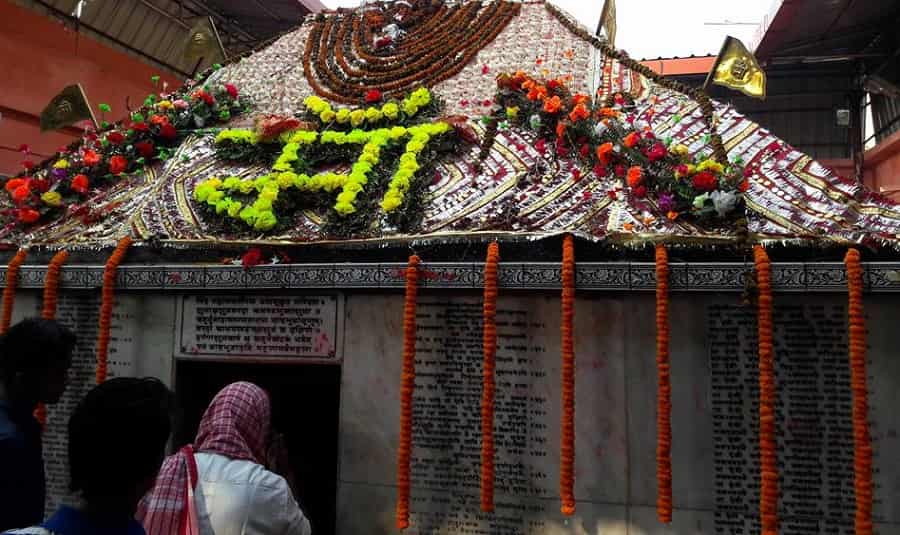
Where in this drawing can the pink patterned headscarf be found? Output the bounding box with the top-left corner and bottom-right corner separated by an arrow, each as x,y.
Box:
138,382 -> 271,535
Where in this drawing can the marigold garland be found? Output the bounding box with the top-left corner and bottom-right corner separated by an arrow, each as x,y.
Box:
560,234 -> 576,516
96,237 -> 133,384
480,242 -> 500,512
655,244 -> 672,523
845,248 -> 872,535
396,254 -> 420,530
754,246 -> 778,535
36,249 -> 69,428
0,249 -> 28,334
41,250 -> 69,320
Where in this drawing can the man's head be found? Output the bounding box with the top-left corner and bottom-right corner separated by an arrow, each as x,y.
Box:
0,318 -> 75,405
69,377 -> 173,515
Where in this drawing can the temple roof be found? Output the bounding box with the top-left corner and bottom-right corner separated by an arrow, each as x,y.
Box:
6,1 -> 900,253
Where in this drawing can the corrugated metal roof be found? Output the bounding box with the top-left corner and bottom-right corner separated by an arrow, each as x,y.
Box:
12,0 -> 318,77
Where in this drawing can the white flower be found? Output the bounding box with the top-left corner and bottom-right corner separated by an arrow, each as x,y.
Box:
529,114 -> 542,129
711,190 -> 737,217
593,122 -> 608,137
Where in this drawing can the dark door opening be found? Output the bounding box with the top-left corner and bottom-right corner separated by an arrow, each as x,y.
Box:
174,360 -> 340,535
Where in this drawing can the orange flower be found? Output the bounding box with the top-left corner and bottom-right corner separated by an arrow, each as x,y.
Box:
543,95 -> 563,113
597,107 -> 619,119
521,79 -> 536,91
626,166 -> 643,188
573,94 -> 591,106
481,242 -> 500,512
568,104 -> 590,122
5,178 -> 27,194
0,249 -> 28,334
623,222 -> 635,231
527,84 -> 548,101
596,142 -> 614,165
623,132 -> 640,148
563,48 -> 575,60
96,237 -> 132,384
12,184 -> 30,205
556,121 -> 567,138
666,211 -> 679,221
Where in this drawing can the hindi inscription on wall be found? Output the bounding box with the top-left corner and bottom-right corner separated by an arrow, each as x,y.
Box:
177,294 -> 343,360
708,303 -> 873,535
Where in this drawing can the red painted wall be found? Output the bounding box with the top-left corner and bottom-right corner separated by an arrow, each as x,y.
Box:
0,1 -> 181,175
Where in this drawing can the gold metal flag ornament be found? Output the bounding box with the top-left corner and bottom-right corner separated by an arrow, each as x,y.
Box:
39,84 -> 97,132
596,0 -> 617,46
704,36 -> 767,99
183,16 -> 226,65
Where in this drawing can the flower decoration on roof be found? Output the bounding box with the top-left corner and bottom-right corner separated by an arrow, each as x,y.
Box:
492,71 -> 746,224
194,87 -> 469,237
1,76 -> 248,227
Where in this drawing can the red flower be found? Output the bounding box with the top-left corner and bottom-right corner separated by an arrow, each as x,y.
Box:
5,178 -> 27,194
107,132 -> 125,145
739,179 -> 750,193
22,161 -> 35,170
614,165 -> 626,177
623,132 -> 640,148
365,89 -> 383,103
633,185 -> 647,198
71,174 -> 89,194
108,155 -> 128,175
572,168 -> 582,181
225,83 -> 239,99
556,142 -> 569,157
614,93 -> 625,105
692,171 -> 718,192
482,99 -> 492,107
578,144 -> 590,158
648,142 -> 667,162
241,248 -> 264,268
12,185 -> 31,204
31,179 -> 49,193
607,190 -> 618,200
596,142 -> 614,165
460,99 -> 469,107
192,89 -> 215,106
18,208 -> 40,224
132,122 -> 150,132
159,123 -> 178,140
593,164 -> 607,177
83,149 -> 101,166
675,164 -> 690,177
134,141 -> 156,158
535,139 -> 547,153
481,65 -> 490,75
150,114 -> 170,126
548,79 -> 562,90
626,166 -> 643,188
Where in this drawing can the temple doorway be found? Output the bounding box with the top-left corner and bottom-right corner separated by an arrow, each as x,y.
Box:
174,360 -> 341,534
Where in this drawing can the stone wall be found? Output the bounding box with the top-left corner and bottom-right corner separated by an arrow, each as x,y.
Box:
18,289 -> 900,534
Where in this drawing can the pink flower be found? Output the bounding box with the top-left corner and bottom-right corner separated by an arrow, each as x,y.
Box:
173,99 -> 189,109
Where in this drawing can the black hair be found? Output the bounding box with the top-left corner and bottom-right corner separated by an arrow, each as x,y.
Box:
68,377 -> 174,502
0,318 -> 76,385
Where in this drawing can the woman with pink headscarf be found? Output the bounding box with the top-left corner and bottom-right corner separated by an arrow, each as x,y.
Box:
138,382 -> 311,535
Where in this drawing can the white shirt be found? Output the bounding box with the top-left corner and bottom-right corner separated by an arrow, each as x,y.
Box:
193,452 -> 311,535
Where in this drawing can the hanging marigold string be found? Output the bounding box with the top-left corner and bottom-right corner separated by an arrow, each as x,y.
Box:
480,242 -> 500,512
655,244 -> 672,524
845,248 -> 872,535
1,248 -> 28,334
754,246 -> 778,535
96,237 -> 133,384
560,234 -> 576,516
42,250 -> 69,321
396,254 -> 420,531
36,249 -> 70,428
